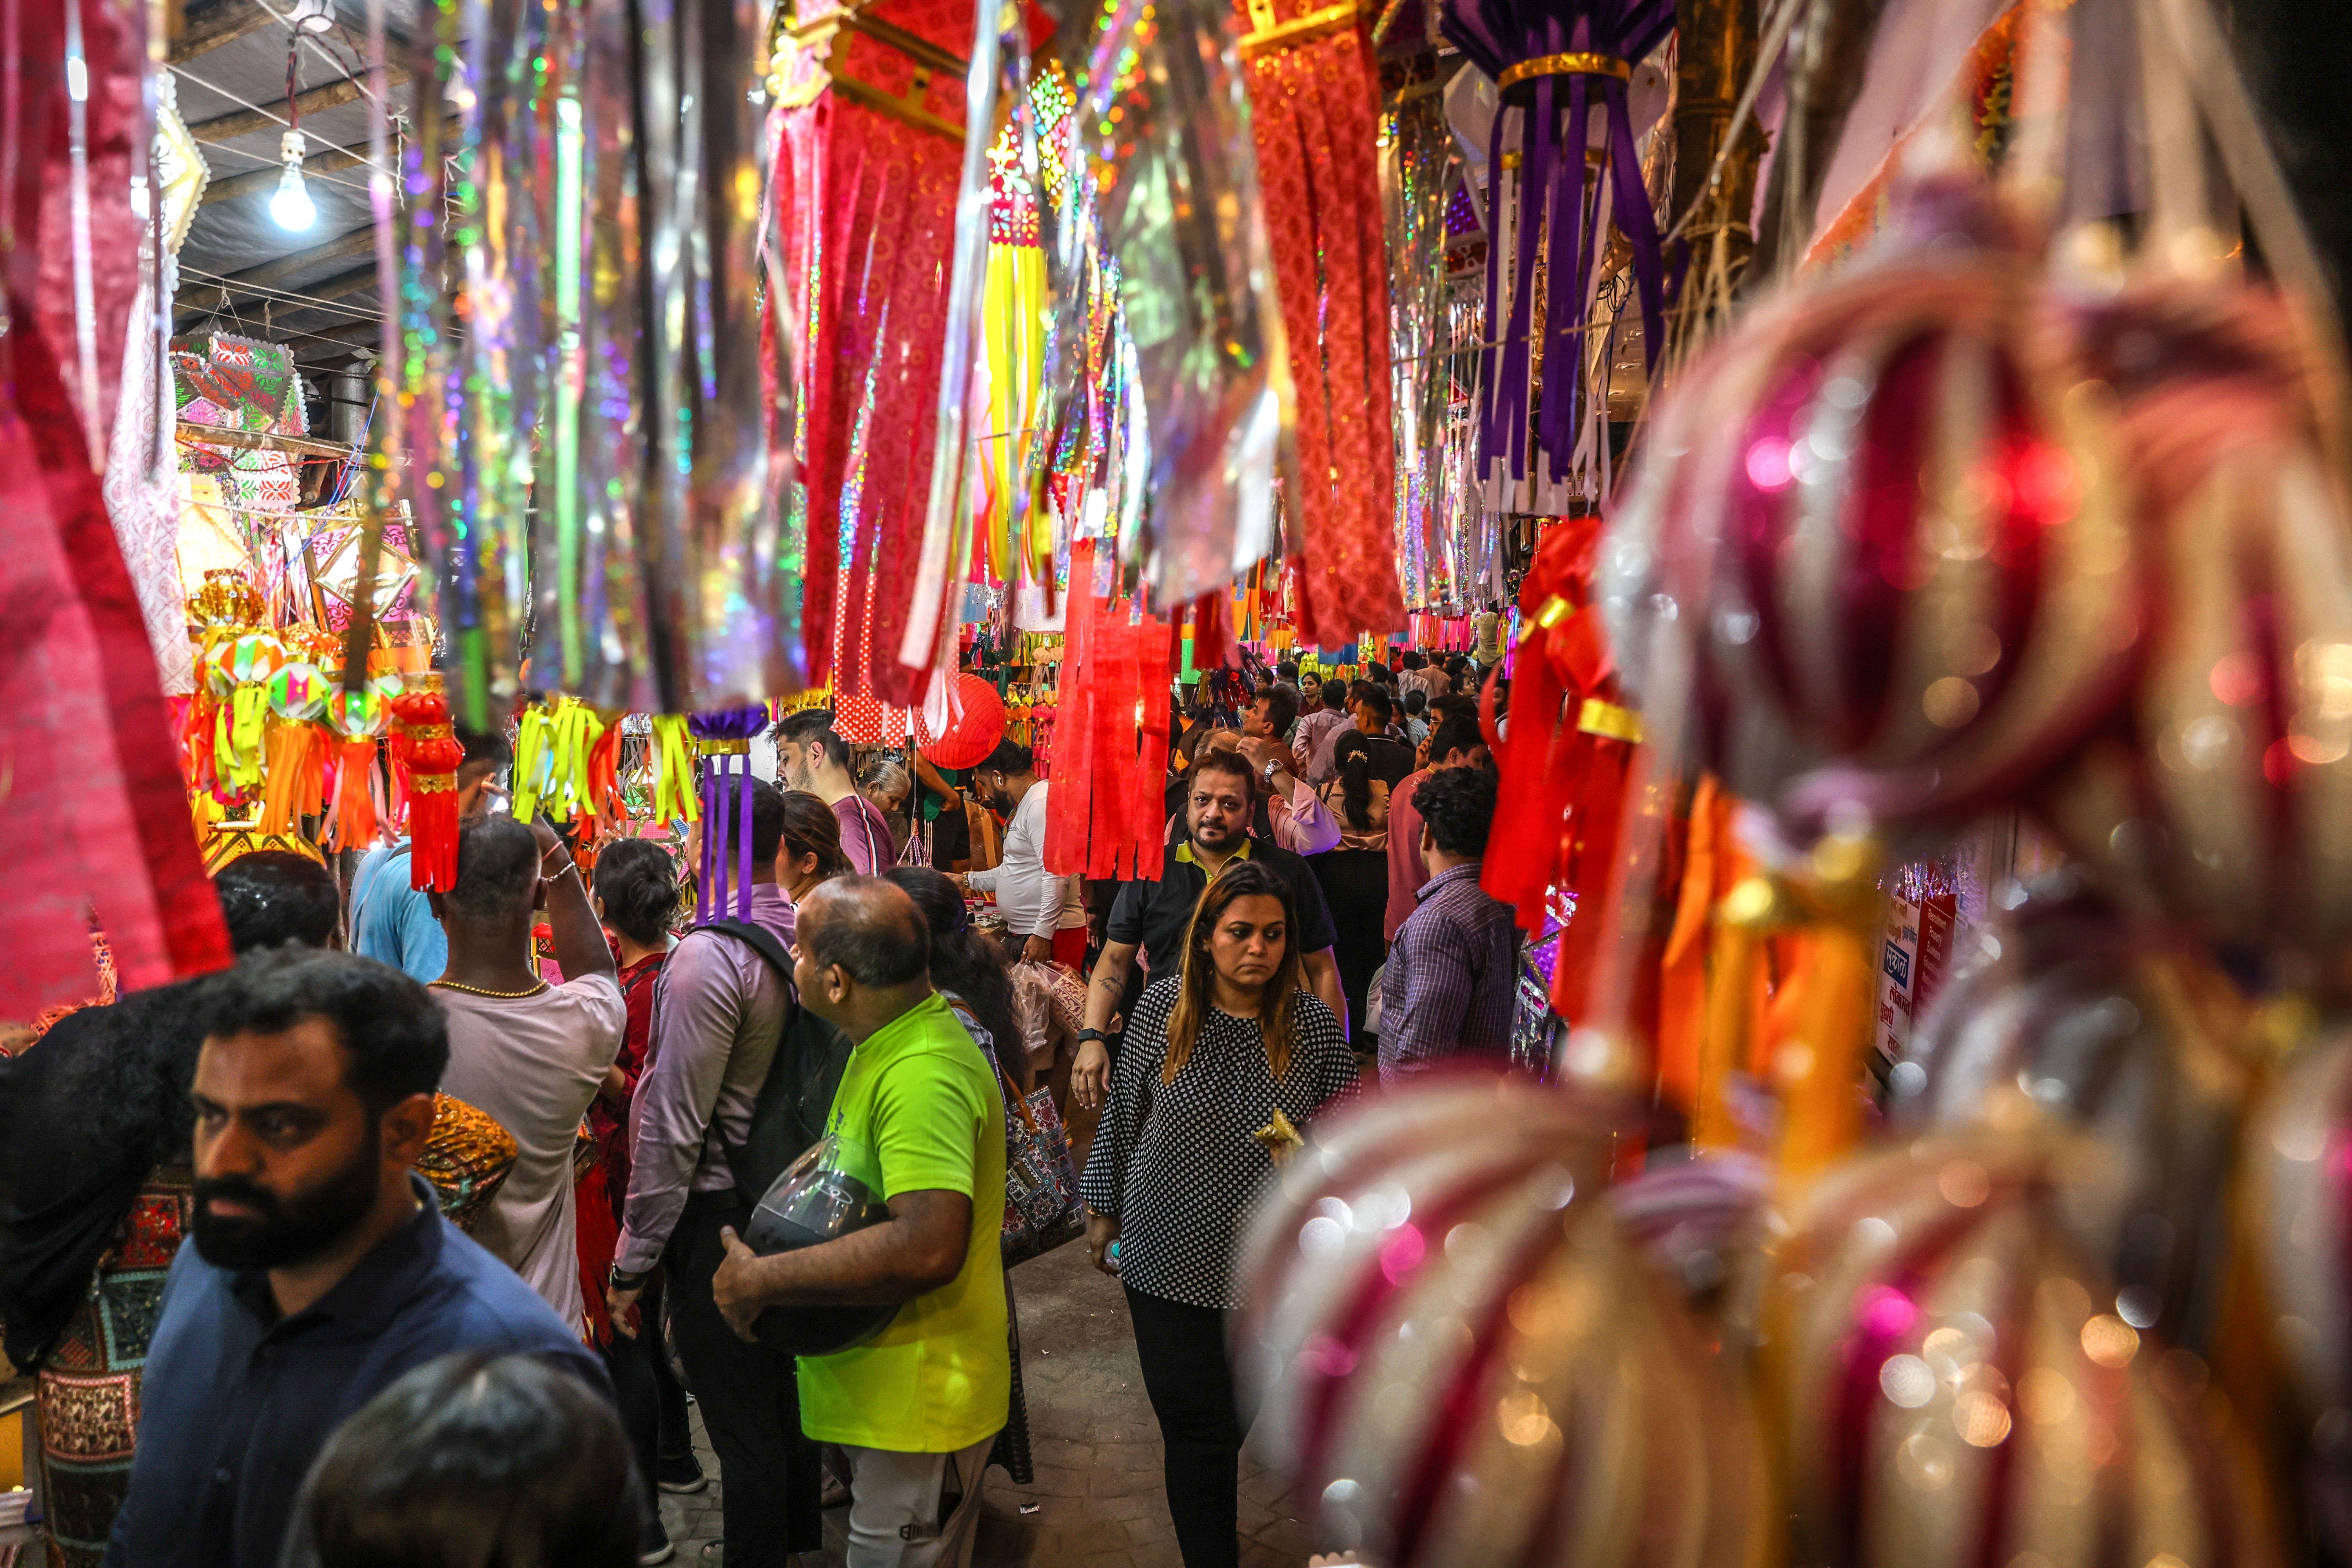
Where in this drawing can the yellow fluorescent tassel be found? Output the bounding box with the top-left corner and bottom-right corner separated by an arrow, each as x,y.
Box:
652,715 -> 699,823
511,706 -> 555,822
980,240 -> 1047,579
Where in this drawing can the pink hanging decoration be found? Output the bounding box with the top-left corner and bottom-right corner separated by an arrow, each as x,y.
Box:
1,0 -> 230,1012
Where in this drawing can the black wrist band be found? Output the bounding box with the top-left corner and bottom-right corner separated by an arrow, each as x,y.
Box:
1078,1027 -> 1107,1044
609,1266 -> 648,1290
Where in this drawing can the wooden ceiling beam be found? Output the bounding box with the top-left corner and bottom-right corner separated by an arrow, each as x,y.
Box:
171,0 -> 278,64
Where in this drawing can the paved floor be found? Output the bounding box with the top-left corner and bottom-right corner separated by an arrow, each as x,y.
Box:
662,1237 -> 1323,1567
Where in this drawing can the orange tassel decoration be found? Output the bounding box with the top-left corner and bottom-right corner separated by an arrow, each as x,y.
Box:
256,724 -> 328,834
389,679 -> 465,891
328,739 -> 381,852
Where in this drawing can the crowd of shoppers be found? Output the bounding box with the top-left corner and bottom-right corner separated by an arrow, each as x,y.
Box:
0,653 -> 1520,1568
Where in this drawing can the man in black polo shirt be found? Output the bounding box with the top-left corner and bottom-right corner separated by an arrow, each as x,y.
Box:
1069,750 -> 1344,1109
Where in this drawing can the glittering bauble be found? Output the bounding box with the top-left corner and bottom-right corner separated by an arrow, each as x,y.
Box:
328,688 -> 389,739
1238,1077 -> 1760,1568
1598,191 -> 2136,837
1769,1133 -> 2281,1568
268,662 -> 331,721
2034,284 -> 2352,953
2246,1030 -> 2352,1555
917,675 -> 1008,769
1891,875 -> 2256,1346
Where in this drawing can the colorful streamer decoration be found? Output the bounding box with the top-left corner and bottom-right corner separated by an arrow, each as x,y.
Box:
771,0 -> 971,708
690,706 -> 769,923
1042,541 -> 1173,882
1237,0 -> 1406,643
1440,0 -> 1673,488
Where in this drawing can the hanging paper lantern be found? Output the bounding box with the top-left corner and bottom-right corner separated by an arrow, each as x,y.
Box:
1598,194 -> 2138,837
389,680 -> 466,891
229,631 -> 288,690
1238,1079 -> 1762,1568
1768,1132 -> 2281,1568
201,637 -> 242,699
328,687 -> 389,739
917,675 -> 1008,771
268,662 -> 331,722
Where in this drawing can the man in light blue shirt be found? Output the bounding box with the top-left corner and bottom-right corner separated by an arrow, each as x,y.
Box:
349,728 -> 511,983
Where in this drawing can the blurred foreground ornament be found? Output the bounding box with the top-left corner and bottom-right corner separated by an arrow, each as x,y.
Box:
1892,874 -> 2258,1349
1238,1078 -> 1762,1568
2033,284 -> 2352,956
1768,1132 -> 2285,1568
1598,190 -> 2138,841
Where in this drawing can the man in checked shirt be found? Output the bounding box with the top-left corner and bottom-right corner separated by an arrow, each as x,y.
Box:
1377,763 -> 1518,1082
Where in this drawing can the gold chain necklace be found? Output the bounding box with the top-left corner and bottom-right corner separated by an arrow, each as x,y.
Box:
430,978 -> 551,999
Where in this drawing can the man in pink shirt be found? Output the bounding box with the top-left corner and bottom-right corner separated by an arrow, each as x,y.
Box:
773,709 -> 898,875
1385,714 -> 1488,942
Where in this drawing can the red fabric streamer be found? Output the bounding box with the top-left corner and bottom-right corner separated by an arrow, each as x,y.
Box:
1189,591 -> 1235,674
1044,542 -> 1171,882
0,0 -> 231,1014
770,5 -> 966,705
1239,0 -> 1405,642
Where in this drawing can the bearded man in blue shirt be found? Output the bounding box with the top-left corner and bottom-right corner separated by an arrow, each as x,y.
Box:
103,947 -> 608,1568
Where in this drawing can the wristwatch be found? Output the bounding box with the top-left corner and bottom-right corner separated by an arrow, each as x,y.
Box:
608,1265 -> 649,1292
1078,1027 -> 1108,1045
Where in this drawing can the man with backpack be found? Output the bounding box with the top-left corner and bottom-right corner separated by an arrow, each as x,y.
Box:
608,781 -> 826,1566
710,877 -> 1008,1568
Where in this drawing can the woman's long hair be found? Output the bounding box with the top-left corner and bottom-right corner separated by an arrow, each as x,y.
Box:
777,790 -> 854,883
1330,730 -> 1377,830
884,866 -> 1020,1062
1164,859 -> 1303,1085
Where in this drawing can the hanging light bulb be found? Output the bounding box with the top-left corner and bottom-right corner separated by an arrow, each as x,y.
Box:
270,127 -> 316,230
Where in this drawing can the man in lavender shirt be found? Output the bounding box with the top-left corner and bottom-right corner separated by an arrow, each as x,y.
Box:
773,708 -> 898,876
605,780 -> 823,1566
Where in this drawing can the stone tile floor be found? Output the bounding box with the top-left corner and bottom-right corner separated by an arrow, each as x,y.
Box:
662,1238 -> 1322,1567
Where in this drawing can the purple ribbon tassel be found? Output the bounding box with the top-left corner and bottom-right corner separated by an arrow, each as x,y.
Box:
1442,0 -> 1674,483
689,706 -> 772,923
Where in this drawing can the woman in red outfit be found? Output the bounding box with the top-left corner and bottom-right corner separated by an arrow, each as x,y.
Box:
577,837 -> 707,1507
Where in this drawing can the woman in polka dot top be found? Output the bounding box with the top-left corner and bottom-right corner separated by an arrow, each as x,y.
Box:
1079,859 -> 1358,1568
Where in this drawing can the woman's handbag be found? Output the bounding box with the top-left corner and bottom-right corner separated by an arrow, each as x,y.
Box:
995,1057 -> 1084,1266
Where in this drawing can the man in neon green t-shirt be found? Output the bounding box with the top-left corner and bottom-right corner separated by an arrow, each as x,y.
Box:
711,877 -> 1007,1568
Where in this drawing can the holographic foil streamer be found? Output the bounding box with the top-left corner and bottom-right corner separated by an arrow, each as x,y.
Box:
538,0 -> 662,710
1058,0 -> 1289,607
451,0 -> 540,720
1383,93 -> 1451,610
393,0 -> 467,706
672,0 -> 792,708
901,0 -> 1027,679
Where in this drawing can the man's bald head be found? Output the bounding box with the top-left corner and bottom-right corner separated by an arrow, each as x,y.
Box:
796,877 -> 930,988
